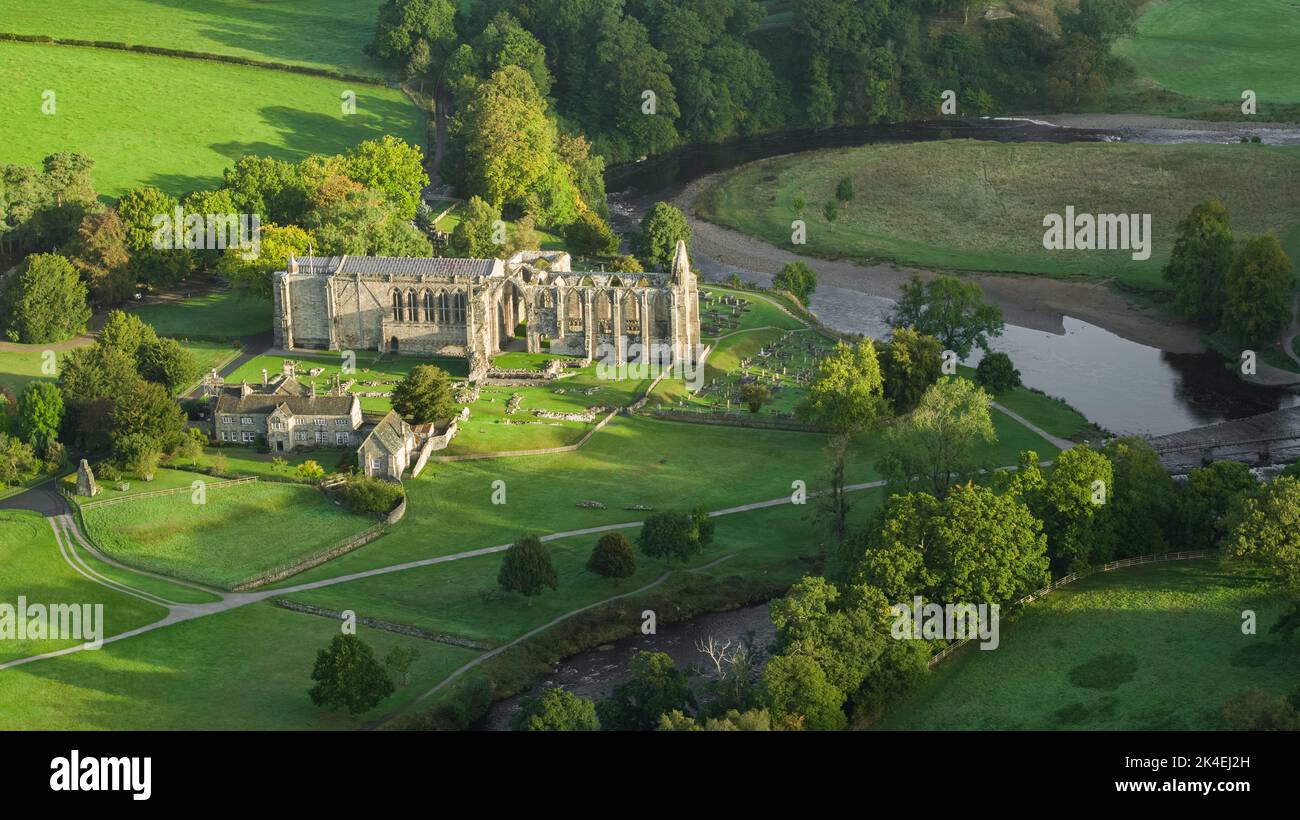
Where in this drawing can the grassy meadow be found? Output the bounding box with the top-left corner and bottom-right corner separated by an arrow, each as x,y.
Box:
0,41 -> 424,197
876,559 -> 1300,730
129,291 -> 272,339
698,140 -> 1300,289
3,0 -> 388,75
81,480 -> 375,588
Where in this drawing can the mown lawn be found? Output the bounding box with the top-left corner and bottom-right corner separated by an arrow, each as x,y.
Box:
698,141 -> 1300,289
0,41 -> 424,197
1114,0 -> 1300,107
129,291 -> 272,339
874,559 -> 1300,730
82,480 -> 374,588
0,337 -> 238,398
0,510 -> 166,665
227,351 -> 468,413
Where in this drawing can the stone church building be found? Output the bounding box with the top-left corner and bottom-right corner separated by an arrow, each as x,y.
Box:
272,241 -> 701,375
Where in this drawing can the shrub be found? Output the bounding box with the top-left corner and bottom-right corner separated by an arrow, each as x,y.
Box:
835,176 -> 855,202
295,459 -> 326,482
588,532 -> 636,578
341,475 -> 405,517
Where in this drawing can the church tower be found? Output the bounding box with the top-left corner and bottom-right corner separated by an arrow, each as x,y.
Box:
670,240 -> 699,363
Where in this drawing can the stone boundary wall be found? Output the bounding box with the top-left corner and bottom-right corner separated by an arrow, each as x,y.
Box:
231,496 -> 407,591
270,599 -> 490,650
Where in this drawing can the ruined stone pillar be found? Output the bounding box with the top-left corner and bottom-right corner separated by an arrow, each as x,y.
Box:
613,290 -> 624,364
640,291 -> 651,367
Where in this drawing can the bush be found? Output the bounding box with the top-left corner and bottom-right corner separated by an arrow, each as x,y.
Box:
341,475 -> 405,517
835,176 -> 855,202
588,532 -> 636,578
498,533 -> 559,596
975,352 -> 1021,394
295,460 -> 326,482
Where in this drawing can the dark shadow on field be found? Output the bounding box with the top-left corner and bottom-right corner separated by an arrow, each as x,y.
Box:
135,0 -> 386,76
211,101 -> 424,163
144,172 -> 226,198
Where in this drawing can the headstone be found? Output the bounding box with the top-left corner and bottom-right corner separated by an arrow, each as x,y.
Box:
76,459 -> 101,497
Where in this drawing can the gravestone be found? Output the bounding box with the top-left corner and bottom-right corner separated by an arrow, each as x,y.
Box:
76,459 -> 101,497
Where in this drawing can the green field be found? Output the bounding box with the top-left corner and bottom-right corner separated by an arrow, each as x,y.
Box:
129,291 -> 272,339
1115,0 -> 1300,108
0,337 -> 238,398
698,141 -> 1300,289
0,41 -> 424,198
876,559 -> 1300,730
3,0 -> 388,75
82,480 -> 375,588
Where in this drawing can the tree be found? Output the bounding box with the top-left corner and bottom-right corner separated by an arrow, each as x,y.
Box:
1225,476 -> 1300,591
345,136 -> 429,221
739,381 -> 771,413
1,254 -> 91,343
1094,436 -> 1176,560
1162,199 -> 1234,325
597,651 -> 695,731
308,188 -> 432,257
773,261 -> 817,306
798,338 -> 889,434
1063,0 -> 1137,46
638,508 -> 714,562
587,532 -> 636,578
368,0 -> 458,78
57,344 -> 140,450
498,533 -> 559,596
1222,235 -> 1293,347
657,709 -> 772,731
879,327 -> 942,414
891,275 -> 1004,358
0,434 -> 38,489
139,337 -> 199,395
308,634 -> 395,716
877,377 -> 996,496
97,310 -> 158,364
109,379 -> 186,457
564,210 -> 620,256
219,155 -> 308,226
447,196 -> 502,258
974,351 -> 1021,394
390,364 -> 457,423
115,433 -> 161,481
1175,461 -> 1257,551
1220,687 -> 1300,731
762,654 -> 845,731
1037,444 -> 1114,573
835,176 -> 855,202
768,577 -> 887,700
17,381 -> 63,454
218,224 -> 315,300
512,688 -> 598,731
384,644 -> 419,687
342,475 -> 406,517
634,202 -> 691,270
66,207 -> 133,305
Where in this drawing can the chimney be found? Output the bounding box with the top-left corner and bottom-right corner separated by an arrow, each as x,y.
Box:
261,368 -> 268,387
283,360 -> 295,380
288,254 -> 299,274
310,379 -> 317,398
239,380 -> 252,397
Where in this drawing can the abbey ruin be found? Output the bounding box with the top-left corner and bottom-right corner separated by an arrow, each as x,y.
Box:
272,241 -> 701,377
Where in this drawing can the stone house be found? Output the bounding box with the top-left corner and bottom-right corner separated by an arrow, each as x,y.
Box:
212,363 -> 362,451
358,410 -> 417,480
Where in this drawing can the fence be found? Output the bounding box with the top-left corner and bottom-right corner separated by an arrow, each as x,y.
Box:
75,477 -> 258,509
926,549 -> 1218,668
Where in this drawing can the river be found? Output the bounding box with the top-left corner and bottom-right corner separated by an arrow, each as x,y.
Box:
604,117 -> 1300,436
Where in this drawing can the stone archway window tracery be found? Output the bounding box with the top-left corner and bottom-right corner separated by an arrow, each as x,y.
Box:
422,290 -> 435,323
392,289 -> 403,322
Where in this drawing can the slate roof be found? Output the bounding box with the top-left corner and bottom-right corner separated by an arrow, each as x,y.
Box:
360,410 -> 412,455
214,386 -> 355,417
293,256 -> 498,279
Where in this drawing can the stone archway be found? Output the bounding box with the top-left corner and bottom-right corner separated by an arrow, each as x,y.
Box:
390,336 -> 399,354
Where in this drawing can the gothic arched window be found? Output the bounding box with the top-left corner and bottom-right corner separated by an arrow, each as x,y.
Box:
392,289 -> 403,322
423,290 -> 435,323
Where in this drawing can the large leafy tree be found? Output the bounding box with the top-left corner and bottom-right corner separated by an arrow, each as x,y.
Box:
97,310 -> 158,364
768,577 -> 886,699
368,0 -> 458,78
773,261 -> 818,306
762,654 -> 846,731
597,651 -> 695,731
637,508 -> 714,562
139,337 -> 199,396
1162,198 -> 1234,325
66,207 -> 133,306
17,381 -> 63,453
1035,444 -> 1114,573
308,188 -> 433,257
878,327 -> 943,414
447,196 -> 502,258
390,364 -> 457,423
109,379 -> 187,458
799,338 -> 889,434
1222,235 -> 1293,348
511,688 -> 598,731
308,634 -> 395,716
1,253 -> 91,344
1175,461 -> 1257,551
1225,476 -> 1300,592
345,136 -> 429,222
0,434 -> 38,489
892,274 -> 1003,358
877,376 -> 995,495
587,532 -> 636,578
633,202 -> 691,270
218,224 -> 315,300
498,534 -> 559,596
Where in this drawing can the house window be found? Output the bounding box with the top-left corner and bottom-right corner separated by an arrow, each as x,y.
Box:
242,431 -> 255,443
336,418 -> 348,427
371,458 -> 385,472
241,417 -> 253,425
221,415 -> 234,425
270,420 -> 283,431
336,433 -> 350,445
296,431 -> 308,442
315,431 -> 328,443
315,418 -> 328,428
